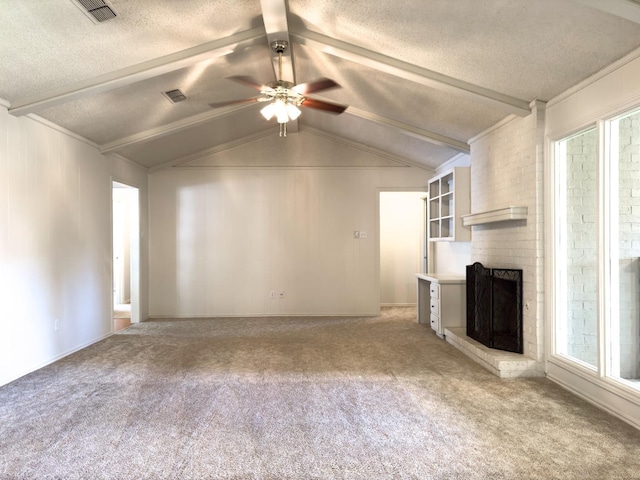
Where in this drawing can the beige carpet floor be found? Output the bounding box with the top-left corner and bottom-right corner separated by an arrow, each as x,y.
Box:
1,307 -> 640,479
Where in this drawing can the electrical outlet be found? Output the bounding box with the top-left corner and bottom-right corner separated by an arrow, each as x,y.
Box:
359,231 -> 367,239
54,319 -> 60,331
353,230 -> 360,239
279,292 -> 284,299
270,291 -> 276,299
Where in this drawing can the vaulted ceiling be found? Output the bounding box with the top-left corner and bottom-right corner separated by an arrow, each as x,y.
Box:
2,0 -> 640,171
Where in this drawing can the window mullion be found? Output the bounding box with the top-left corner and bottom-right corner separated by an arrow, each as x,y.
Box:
598,119 -> 611,378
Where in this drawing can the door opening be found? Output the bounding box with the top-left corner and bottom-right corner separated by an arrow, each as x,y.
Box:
379,190 -> 427,307
112,181 -> 140,331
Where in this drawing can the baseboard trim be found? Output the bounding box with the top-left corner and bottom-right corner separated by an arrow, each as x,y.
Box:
0,332 -> 112,388
147,312 -> 381,319
547,372 -> 640,431
380,303 -> 417,307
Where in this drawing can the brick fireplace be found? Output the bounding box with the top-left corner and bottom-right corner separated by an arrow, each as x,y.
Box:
442,103 -> 545,378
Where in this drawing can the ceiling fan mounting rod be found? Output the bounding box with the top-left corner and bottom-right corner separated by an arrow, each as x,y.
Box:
271,40 -> 288,82
270,40 -> 288,54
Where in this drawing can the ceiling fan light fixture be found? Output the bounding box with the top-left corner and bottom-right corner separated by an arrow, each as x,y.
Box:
285,103 -> 301,121
210,39 -> 346,134
274,100 -> 289,124
261,98 -> 301,124
260,102 -> 276,121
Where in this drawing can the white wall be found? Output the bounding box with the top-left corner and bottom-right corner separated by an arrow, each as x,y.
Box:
148,139 -> 430,317
0,104 -> 149,387
379,191 -> 426,306
433,242 -> 471,274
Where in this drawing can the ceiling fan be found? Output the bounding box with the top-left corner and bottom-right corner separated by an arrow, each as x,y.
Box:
208,40 -> 348,136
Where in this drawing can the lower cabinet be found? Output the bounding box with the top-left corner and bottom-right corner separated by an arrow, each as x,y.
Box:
416,273 -> 466,337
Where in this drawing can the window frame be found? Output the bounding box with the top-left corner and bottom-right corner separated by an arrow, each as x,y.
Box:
548,107 -> 640,398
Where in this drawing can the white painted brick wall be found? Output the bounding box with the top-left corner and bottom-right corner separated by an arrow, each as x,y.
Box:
565,129 -> 598,367
469,104 -> 545,368
617,113 -> 640,378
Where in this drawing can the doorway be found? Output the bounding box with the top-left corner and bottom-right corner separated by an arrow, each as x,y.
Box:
379,190 -> 427,306
112,181 -> 140,332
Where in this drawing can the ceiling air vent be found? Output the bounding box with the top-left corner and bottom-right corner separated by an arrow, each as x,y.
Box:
162,89 -> 187,104
72,0 -> 116,23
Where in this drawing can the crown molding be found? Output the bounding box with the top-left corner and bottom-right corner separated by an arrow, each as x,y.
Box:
341,105 -> 470,153
99,102 -> 261,154
105,152 -> 149,171
572,0 -> 640,25
151,125 -> 435,173
547,45 -> 640,109
149,129 -> 276,173
301,126 -> 432,170
26,114 -> 99,149
467,114 -> 519,145
436,152 -> 470,173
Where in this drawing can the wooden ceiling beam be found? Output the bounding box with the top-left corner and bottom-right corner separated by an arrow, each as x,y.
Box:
9,28 -> 265,116
259,0 -> 295,83
259,0 -> 298,133
291,29 -> 531,117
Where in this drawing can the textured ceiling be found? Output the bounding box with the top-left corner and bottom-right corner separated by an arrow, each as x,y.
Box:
1,0 -> 640,171
288,0 -> 640,99
0,0 -> 261,97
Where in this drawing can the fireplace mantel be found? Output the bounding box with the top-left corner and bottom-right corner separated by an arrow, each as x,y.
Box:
462,206 -> 527,226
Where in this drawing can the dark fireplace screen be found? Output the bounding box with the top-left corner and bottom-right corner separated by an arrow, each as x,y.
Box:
466,262 -> 523,354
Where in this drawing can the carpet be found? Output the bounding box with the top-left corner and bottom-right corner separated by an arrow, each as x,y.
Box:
1,307 -> 639,479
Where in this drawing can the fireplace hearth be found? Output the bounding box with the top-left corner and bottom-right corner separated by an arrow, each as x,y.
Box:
466,262 -> 523,354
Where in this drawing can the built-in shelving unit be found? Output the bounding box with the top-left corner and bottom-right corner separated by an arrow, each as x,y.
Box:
427,167 -> 471,242
416,273 -> 466,338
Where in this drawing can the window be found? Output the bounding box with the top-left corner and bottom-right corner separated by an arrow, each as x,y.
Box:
552,108 -> 640,390
608,109 -> 640,385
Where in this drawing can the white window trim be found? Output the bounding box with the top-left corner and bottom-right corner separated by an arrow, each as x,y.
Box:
546,112 -> 640,407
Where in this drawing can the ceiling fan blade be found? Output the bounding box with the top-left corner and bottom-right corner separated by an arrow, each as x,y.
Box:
227,75 -> 265,91
301,98 -> 348,114
293,77 -> 340,95
208,97 -> 259,109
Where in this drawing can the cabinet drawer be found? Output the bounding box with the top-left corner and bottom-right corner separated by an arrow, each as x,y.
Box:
429,282 -> 440,299
430,314 -> 439,331
430,299 -> 440,316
